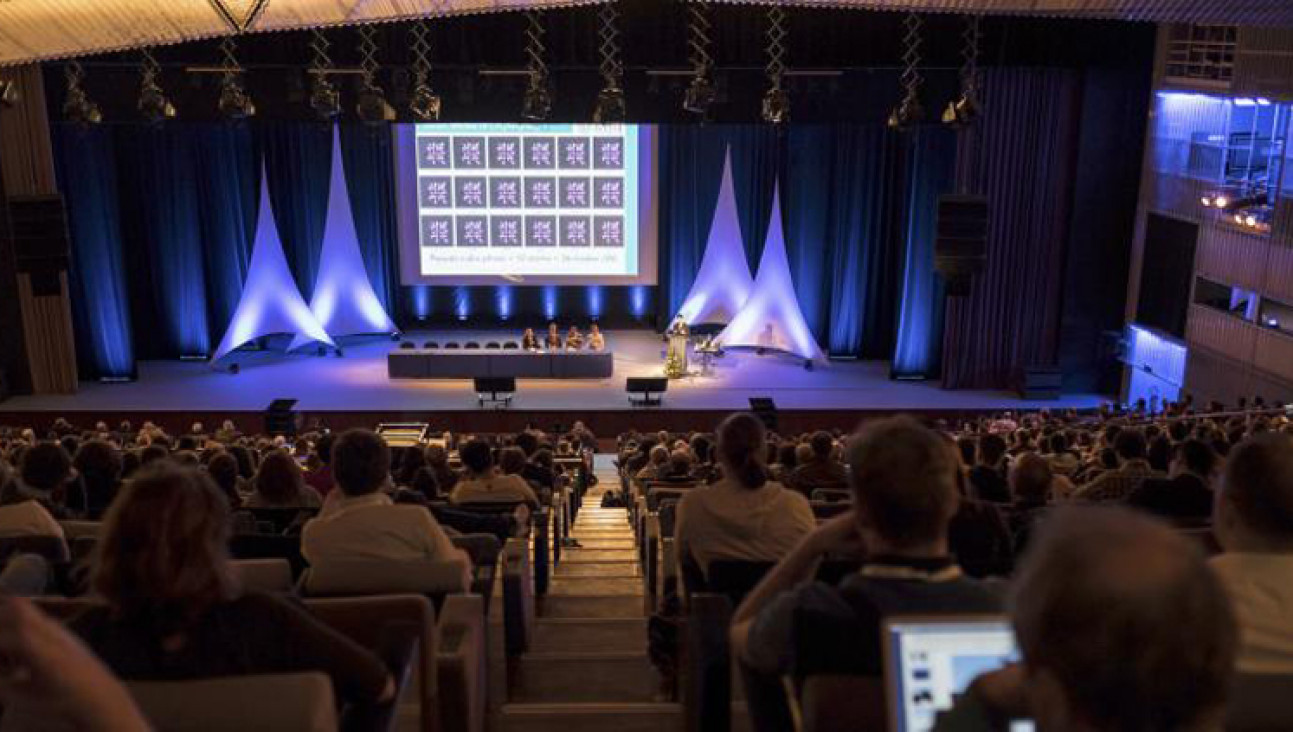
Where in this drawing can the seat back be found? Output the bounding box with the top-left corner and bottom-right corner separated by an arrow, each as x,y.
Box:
231,558 -> 294,593
246,507 -> 318,535
301,558 -> 470,601
127,673 -> 338,732
424,341 -> 440,349
810,501 -> 852,521
59,520 -> 103,539
0,534 -> 69,564
799,675 -> 886,732
809,488 -> 852,503
1178,526 -> 1222,555
647,486 -> 695,512
229,533 -> 308,579
1227,672 -> 1293,731
450,534 -> 502,605
701,560 -> 776,607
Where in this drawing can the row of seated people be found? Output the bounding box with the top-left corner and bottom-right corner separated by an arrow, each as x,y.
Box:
0,421 -> 596,732
619,408 -> 1293,730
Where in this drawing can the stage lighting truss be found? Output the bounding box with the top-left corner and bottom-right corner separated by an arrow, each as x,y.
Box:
0,78 -> 17,107
309,28 -> 341,120
356,25 -> 395,123
943,14 -> 982,128
217,37 -> 255,120
683,0 -> 716,118
761,3 -> 789,124
521,10 -> 553,121
888,12 -> 924,131
593,0 -> 625,123
63,61 -> 102,125
409,20 -> 442,121
138,48 -> 177,124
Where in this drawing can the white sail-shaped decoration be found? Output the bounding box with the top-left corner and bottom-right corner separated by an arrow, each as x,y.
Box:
289,126 -> 397,351
673,150 -> 755,326
717,183 -> 826,363
212,166 -> 334,362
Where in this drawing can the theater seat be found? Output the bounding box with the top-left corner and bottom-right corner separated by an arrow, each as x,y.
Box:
0,535 -> 69,564
444,342 -> 460,349
300,557 -> 470,600
127,673 -> 339,732
464,341 -> 481,349
231,558 -> 294,593
485,342 -> 501,349
798,675 -> 886,732
1227,672 -> 1293,731
399,341 -> 416,350
502,342 -> 519,350
424,341 -> 439,349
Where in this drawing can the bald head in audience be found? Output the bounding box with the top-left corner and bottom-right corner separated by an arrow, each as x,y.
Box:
1009,507 -> 1236,732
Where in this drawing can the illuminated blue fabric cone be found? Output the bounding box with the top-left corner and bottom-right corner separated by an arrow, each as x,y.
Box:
673,150 -> 755,326
211,166 -> 334,362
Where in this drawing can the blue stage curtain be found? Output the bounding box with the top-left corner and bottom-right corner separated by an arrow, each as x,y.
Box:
941,69 -> 1083,389
339,123 -> 399,313
726,126 -> 781,267
892,128 -> 957,378
192,123 -> 257,339
260,121 -> 332,300
52,125 -> 136,378
656,125 -> 728,322
114,125 -> 210,358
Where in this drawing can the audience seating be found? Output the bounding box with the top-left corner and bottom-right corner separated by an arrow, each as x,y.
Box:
449,533 -> 502,609
485,342 -> 501,349
423,341 -> 439,349
126,673 -> 342,732
1226,672 -> 1293,731
231,557 -> 295,594
399,342 -> 416,350
796,675 -> 885,732
464,341 -> 481,349
444,342 -> 460,349
0,534 -> 69,564
299,557 -> 471,605
502,342 -> 519,350
308,595 -> 488,732
810,488 -> 851,503
502,536 -> 536,657
59,520 -> 102,539
244,507 -> 319,535
230,533 -> 309,579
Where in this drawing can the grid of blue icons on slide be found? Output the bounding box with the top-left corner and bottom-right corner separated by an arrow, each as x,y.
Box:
416,134 -> 626,249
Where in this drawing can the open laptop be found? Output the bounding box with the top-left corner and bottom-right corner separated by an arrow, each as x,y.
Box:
882,615 -> 1035,732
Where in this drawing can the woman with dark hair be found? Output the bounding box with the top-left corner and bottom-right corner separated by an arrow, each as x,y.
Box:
673,413 -> 815,581
71,463 -> 393,705
204,452 -> 244,509
424,444 -> 459,495
227,445 -> 256,482
449,440 -> 539,510
74,440 -> 122,520
245,451 -> 321,509
393,445 -> 427,489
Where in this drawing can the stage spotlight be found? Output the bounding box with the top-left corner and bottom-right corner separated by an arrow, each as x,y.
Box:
887,98 -> 923,130
683,0 -> 715,118
1200,195 -> 1214,207
941,92 -> 979,128
1214,195 -> 1230,208
138,49 -> 176,124
943,15 -> 982,129
218,79 -> 256,119
0,79 -> 18,107
762,86 -> 789,124
1246,214 -> 1258,227
683,75 -> 716,117
521,81 -> 552,121
357,86 -> 395,123
889,13 -> 925,132
593,85 -> 626,123
410,82 -> 442,121
310,79 -> 341,119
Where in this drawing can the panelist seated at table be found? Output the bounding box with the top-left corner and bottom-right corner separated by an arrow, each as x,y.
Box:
565,326 -> 584,351
545,322 -> 562,350
587,324 -> 606,352
522,328 -> 541,352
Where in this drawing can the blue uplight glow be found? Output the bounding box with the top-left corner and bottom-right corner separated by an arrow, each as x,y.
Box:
543,286 -> 558,321
496,286 -> 512,321
630,286 -> 647,319
586,286 -> 604,319
412,286 -> 431,320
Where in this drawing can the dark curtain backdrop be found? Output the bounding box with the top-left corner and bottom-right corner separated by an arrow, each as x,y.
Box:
941,69 -> 1083,389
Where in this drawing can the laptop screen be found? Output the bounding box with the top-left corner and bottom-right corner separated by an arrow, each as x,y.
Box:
883,616 -> 1034,732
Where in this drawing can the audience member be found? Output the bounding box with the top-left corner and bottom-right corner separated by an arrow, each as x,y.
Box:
1075,428 -> 1160,502
74,439 -> 123,520
1211,432 -> 1293,673
73,463 -> 395,706
245,451 -> 321,509
1127,438 -> 1216,522
425,443 -> 460,495
303,432 -> 336,496
935,507 -> 1236,732
204,451 -> 243,509
675,413 -> 814,582
969,434 -> 1010,503
303,430 -> 470,582
787,431 -> 848,497
1005,452 -> 1052,556
449,439 -> 540,509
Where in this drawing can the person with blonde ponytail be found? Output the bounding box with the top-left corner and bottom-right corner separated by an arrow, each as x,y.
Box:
674,413 -> 816,584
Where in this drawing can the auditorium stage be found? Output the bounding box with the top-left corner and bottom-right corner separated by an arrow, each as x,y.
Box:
0,330 -> 1104,433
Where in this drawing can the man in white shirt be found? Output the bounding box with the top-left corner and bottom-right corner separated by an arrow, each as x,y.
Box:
449,440 -> 540,510
1211,431 -> 1293,673
303,430 -> 470,584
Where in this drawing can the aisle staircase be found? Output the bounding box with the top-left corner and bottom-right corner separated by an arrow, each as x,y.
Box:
497,458 -> 680,732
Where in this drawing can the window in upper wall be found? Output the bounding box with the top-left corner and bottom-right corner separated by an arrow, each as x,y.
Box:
1164,25 -> 1237,85
1153,92 -> 1290,235
1258,297 -> 1293,337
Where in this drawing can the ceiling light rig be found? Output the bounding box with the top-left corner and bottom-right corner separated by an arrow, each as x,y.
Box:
592,0 -> 625,123
943,14 -> 982,128
217,37 -> 255,120
63,61 -> 102,125
682,0 -> 716,119
356,25 -> 395,123
308,28 -> 341,119
138,48 -> 177,124
888,12 -> 924,131
409,20 -> 442,121
521,10 -> 553,121
761,3 -> 789,124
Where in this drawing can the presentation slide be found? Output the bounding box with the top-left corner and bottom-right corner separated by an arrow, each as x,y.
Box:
394,123 -> 657,286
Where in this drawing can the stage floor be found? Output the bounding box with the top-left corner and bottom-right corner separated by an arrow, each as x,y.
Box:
1,330 -> 1104,414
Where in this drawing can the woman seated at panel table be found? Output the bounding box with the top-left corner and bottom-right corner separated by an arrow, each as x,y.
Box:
522,328 -> 541,352
565,326 -> 584,351
587,324 -> 606,352
545,322 -> 562,350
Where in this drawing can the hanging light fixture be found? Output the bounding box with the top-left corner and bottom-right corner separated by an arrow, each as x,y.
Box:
521,10 -> 552,121
217,37 -> 255,119
309,28 -> 341,119
356,25 -> 395,123
888,13 -> 924,131
761,3 -> 789,124
682,0 -> 716,118
409,20 -> 442,121
0,78 -> 18,108
942,15 -> 982,128
592,0 -> 625,123
63,61 -> 102,125
138,48 -> 177,123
